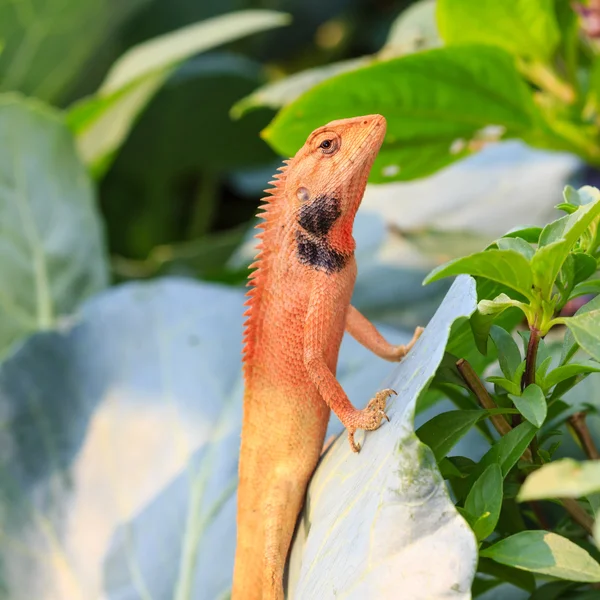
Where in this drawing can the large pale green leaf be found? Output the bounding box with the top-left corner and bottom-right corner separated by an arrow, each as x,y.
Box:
262,46 -> 538,182
424,249 -> 535,301
0,0 -> 143,103
287,276 -> 479,598
68,10 -> 290,176
518,459 -> 600,501
0,273 -> 423,599
0,94 -> 108,358
481,531 -> 600,582
437,0 -> 560,61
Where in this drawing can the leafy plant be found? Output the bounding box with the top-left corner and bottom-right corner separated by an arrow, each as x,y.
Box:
416,184 -> 600,595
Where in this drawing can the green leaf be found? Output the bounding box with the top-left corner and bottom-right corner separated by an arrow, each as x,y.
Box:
68,10 -> 290,176
497,237 -> 534,260
544,361 -> 600,390
531,194 -> 600,296
563,308 -> 600,362
509,384 -> 547,428
571,279 -> 600,299
487,376 -> 521,395
464,464 -> 503,540
561,294 -> 600,364
490,325 -> 523,380
573,253 -> 598,287
565,185 -> 600,206
503,226 -> 543,243
263,45 -> 538,183
437,0 -> 560,61
477,558 -> 536,592
0,0 -> 141,103
480,531 -> 600,582
519,459 -> 600,501
0,94 -> 108,358
424,250 -> 535,300
417,410 -> 487,461
477,293 -> 529,320
477,421 -> 537,477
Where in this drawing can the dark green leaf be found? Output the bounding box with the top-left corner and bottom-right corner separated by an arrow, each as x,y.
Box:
573,253 -> 598,286
490,325 -> 523,379
477,558 -> 536,592
480,531 -> 600,582
263,46 -> 538,182
416,410 -> 484,461
503,226 -> 542,243
476,421 -> 537,477
508,384 -> 547,428
464,464 -> 503,540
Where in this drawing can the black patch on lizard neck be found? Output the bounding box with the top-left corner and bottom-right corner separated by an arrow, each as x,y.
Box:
297,195 -> 341,236
295,231 -> 348,273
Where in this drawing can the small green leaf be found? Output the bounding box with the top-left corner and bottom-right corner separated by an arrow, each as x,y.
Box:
487,376 -> 521,395
416,410 -> 484,461
561,295 -> 600,364
424,249 -> 535,300
480,531 -> 600,582
508,384 -> 547,428
531,194 -> 600,296
571,279 -> 600,299
563,308 -> 600,362
476,421 -> 537,477
544,361 -> 600,390
503,226 -> 542,243
464,464 -> 503,540
535,355 -> 553,388
518,459 -> 600,501
573,253 -> 598,286
490,325 -> 522,380
497,237 -> 534,261
477,558 -> 536,593
477,293 -> 529,320
556,202 -> 578,214
565,185 -> 600,206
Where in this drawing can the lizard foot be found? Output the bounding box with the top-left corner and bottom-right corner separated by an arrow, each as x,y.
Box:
346,388 -> 397,453
391,326 -> 424,361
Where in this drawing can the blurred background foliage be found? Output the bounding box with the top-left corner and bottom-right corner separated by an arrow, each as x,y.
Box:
3,0 -> 600,598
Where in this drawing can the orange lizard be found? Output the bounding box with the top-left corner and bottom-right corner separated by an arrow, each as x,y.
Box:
232,114 -> 423,599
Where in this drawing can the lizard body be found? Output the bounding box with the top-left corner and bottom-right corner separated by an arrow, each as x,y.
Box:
232,115 -> 422,600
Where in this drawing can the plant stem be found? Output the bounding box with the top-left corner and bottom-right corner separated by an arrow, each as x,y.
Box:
522,327 -> 540,389
561,498 -> 594,534
523,61 -> 576,104
456,359 -> 516,439
569,412 -> 600,460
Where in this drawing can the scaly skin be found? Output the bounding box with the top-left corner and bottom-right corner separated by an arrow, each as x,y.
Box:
232,115 -> 423,600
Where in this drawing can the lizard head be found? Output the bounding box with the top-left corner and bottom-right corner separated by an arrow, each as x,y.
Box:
287,114 -> 386,271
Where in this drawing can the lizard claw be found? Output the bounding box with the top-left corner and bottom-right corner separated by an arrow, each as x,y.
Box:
346,388 -> 396,453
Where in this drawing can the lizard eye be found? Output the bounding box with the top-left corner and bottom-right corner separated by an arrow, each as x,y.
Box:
296,187 -> 310,202
318,137 -> 339,155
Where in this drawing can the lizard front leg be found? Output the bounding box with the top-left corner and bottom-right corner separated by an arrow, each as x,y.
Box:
346,305 -> 423,361
304,284 -> 393,452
